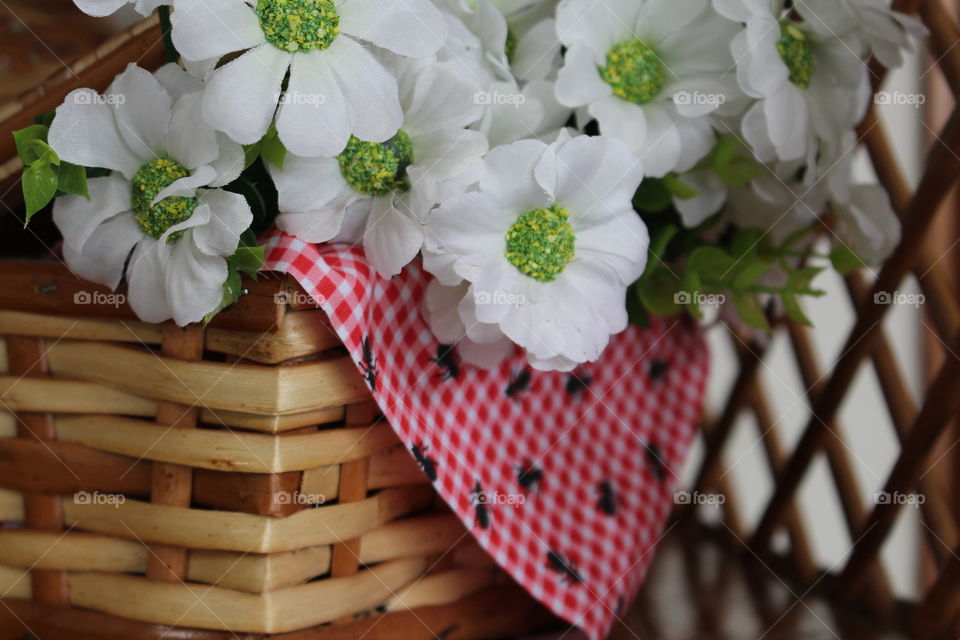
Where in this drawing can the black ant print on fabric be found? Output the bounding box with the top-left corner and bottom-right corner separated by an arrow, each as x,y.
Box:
359,335 -> 378,392
410,441 -> 438,482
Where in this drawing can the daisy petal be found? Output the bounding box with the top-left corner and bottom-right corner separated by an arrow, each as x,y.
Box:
73,0 -> 127,17
202,45 -> 291,145
62,214 -> 142,290
363,197 -> 424,277
328,38 -> 402,143
106,64 -> 172,161
153,165 -> 218,203
171,0 -> 264,62
277,51 -> 351,157
49,90 -> 141,179
53,175 -> 132,253
555,136 -> 643,221
166,234 -> 229,325
480,139 -> 553,211
167,92 -> 219,170
127,238 -> 173,323
338,0 -> 446,58
270,154 -> 349,211
193,189 -> 253,256
555,43 -> 612,108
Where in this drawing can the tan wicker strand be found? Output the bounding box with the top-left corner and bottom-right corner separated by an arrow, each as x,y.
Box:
43,340 -> 368,415
5,336 -> 69,606
67,558 -> 426,633
61,486 -> 434,554
54,414 -> 399,473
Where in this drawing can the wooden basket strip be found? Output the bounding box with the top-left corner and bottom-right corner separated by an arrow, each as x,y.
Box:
54,415 -> 398,473
0,338 -> 7,374
44,341 -> 368,415
0,379 -> 346,432
299,443 -> 427,503
0,309 -> 339,364
0,438 -> 150,497
0,514 -> 473,596
358,514 -> 466,566
330,402 -> 377,590
0,565 -> 31,599
0,412 -> 15,437
6,336 -> 70,605
67,558 -> 426,633
0,262 -> 287,333
60,485 -> 434,553
385,568 -> 498,613
0,488 -> 24,521
146,324 -> 205,583
0,376 -> 156,416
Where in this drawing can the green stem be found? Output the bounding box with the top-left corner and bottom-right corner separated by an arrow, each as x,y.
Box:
158,7 -> 178,64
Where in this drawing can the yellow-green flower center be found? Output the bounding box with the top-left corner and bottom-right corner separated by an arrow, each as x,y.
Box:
131,158 -> 197,241
599,39 -> 665,105
256,0 -> 340,53
777,23 -> 815,89
338,131 -> 414,196
505,204 -> 576,282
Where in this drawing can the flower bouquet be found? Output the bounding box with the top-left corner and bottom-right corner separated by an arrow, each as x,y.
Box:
6,0 -> 925,637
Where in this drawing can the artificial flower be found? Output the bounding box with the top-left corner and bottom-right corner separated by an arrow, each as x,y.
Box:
555,0 -> 740,177
423,134 -> 648,371
171,0 -> 446,157
47,63 -> 250,325
715,0 -> 868,164
73,0 -> 164,17
271,57 -> 488,277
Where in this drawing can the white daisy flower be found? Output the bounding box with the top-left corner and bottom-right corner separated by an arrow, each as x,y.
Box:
271,57 -> 488,277
436,0 -> 562,88
73,0 -> 164,17
422,280 -> 515,370
715,0 -> 868,164
48,63 -> 251,326
554,0 -> 740,177
423,135 -> 648,371
799,0 -> 927,69
171,0 -> 447,157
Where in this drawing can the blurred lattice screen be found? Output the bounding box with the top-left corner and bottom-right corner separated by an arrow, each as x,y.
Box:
679,0 -> 960,637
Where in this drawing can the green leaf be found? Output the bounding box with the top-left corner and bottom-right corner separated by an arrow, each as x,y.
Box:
242,143 -> 262,170
627,285 -> 651,328
13,125 -> 49,164
688,246 -> 736,277
715,158 -> 764,187
663,173 -> 699,200
785,266 -> 823,293
730,228 -> 764,258
732,259 -> 771,292
643,223 -> 679,276
633,178 -> 673,213
28,139 -> 60,166
829,245 -> 863,275
709,136 -> 740,169
260,124 -> 287,170
56,162 -> 89,198
637,270 -> 684,317
733,292 -> 770,330
782,293 -> 812,326
230,245 -> 265,277
680,269 -> 704,318
34,110 -> 56,127
23,162 -> 59,221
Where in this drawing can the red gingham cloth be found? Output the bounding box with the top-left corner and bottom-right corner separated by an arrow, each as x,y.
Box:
262,229 -> 709,640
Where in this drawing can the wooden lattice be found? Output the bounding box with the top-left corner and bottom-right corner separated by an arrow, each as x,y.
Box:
684,1 -> 960,637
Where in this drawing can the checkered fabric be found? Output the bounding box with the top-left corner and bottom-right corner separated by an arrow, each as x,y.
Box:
262,229 -> 710,640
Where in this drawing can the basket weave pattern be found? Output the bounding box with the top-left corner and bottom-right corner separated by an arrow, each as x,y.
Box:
0,264 -> 551,637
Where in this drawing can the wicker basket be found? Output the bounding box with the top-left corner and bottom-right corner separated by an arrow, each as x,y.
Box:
0,261 -> 556,638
